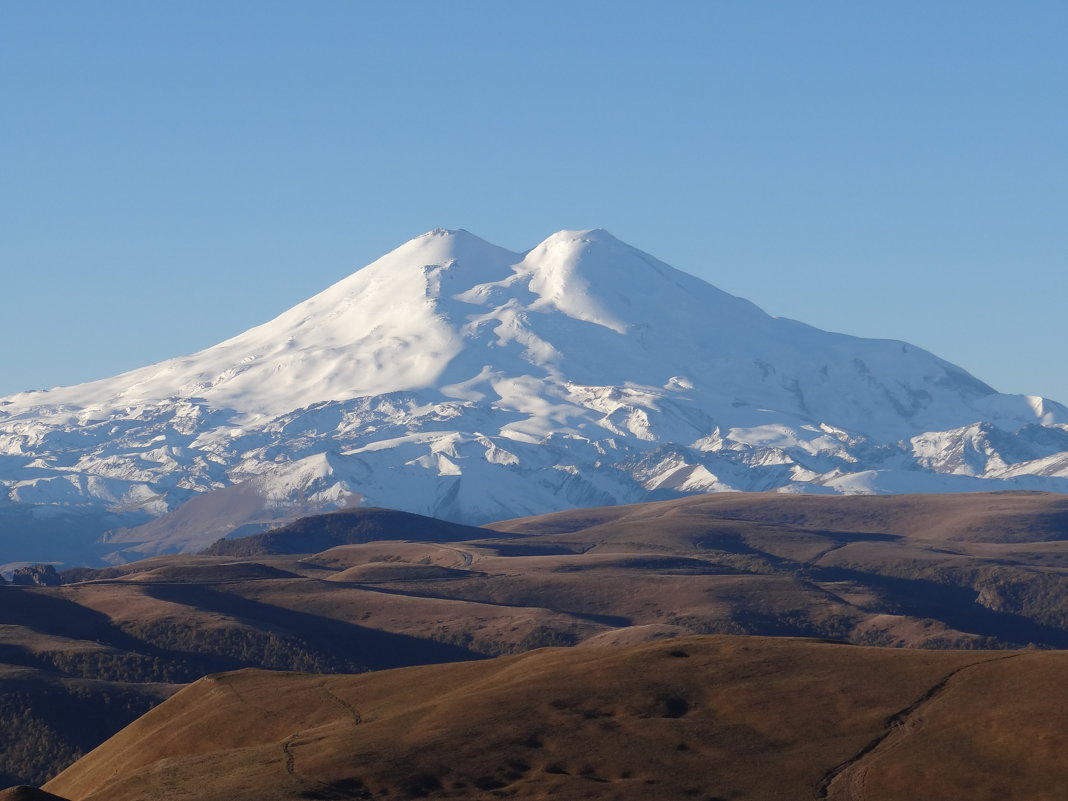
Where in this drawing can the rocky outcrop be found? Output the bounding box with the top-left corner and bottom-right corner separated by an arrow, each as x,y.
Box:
10,565 -> 61,587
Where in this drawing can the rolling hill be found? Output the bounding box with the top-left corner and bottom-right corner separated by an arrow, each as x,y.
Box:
36,635 -> 1068,801
4,493 -> 1068,786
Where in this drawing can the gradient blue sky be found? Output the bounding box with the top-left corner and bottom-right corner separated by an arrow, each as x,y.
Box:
3,1 -> 1066,404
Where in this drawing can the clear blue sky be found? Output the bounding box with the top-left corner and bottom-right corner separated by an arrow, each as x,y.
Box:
3,1 -> 1066,405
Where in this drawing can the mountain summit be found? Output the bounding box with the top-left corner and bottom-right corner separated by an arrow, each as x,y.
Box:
2,229 -> 1067,564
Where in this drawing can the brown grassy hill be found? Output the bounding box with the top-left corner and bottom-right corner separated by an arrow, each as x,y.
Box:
39,635 -> 1068,801
480,491 -> 1068,647
8,491 -> 1068,788
201,507 -> 492,557
0,567 -> 486,787
487,490 -> 1068,544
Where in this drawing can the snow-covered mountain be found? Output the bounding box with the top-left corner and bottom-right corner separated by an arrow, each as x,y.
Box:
3,228 -> 1067,566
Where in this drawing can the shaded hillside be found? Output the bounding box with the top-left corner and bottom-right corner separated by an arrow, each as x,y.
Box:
0,787 -> 69,801
0,568 -> 485,787
482,491 -> 1068,646
0,668 -> 175,789
9,492 -> 1068,787
201,507 -> 492,557
36,635 -> 1068,801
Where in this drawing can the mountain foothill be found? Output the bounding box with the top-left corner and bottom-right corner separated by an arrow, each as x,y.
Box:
2,493 -> 1068,797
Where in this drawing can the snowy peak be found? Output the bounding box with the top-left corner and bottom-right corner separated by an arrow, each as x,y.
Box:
516,229 -> 763,335
520,229 -> 650,334
286,226 -> 519,314
367,227 -> 520,282
3,229 -> 524,418
0,227 -> 1057,436
521,228 -> 643,289
2,226 -> 1068,563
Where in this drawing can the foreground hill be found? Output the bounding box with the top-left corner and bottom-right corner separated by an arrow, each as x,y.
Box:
37,635 -> 1068,801
5,493 -> 1068,786
2,228 -> 1068,565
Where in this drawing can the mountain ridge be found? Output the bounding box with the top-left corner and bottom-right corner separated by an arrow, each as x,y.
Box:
2,228 -> 1067,565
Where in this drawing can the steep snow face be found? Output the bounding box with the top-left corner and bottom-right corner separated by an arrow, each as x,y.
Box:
2,227 -> 1068,563
3,227 -> 1018,435
3,229 -> 521,419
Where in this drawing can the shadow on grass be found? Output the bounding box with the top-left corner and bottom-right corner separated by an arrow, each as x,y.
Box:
140,582 -> 486,671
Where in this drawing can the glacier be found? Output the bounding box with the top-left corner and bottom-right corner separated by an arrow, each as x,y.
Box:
2,227 -> 1067,566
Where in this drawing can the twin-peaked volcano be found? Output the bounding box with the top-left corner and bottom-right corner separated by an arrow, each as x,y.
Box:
2,228 -> 1067,565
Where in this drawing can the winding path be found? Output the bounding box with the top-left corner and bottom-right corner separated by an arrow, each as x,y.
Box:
816,653 -> 1023,800
278,680 -> 366,796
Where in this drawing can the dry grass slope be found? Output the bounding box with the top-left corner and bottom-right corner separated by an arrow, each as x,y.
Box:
7,492 -> 1068,789
40,635 -> 1068,801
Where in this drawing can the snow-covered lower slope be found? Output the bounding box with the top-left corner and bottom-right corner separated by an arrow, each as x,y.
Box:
2,228 -> 1067,565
